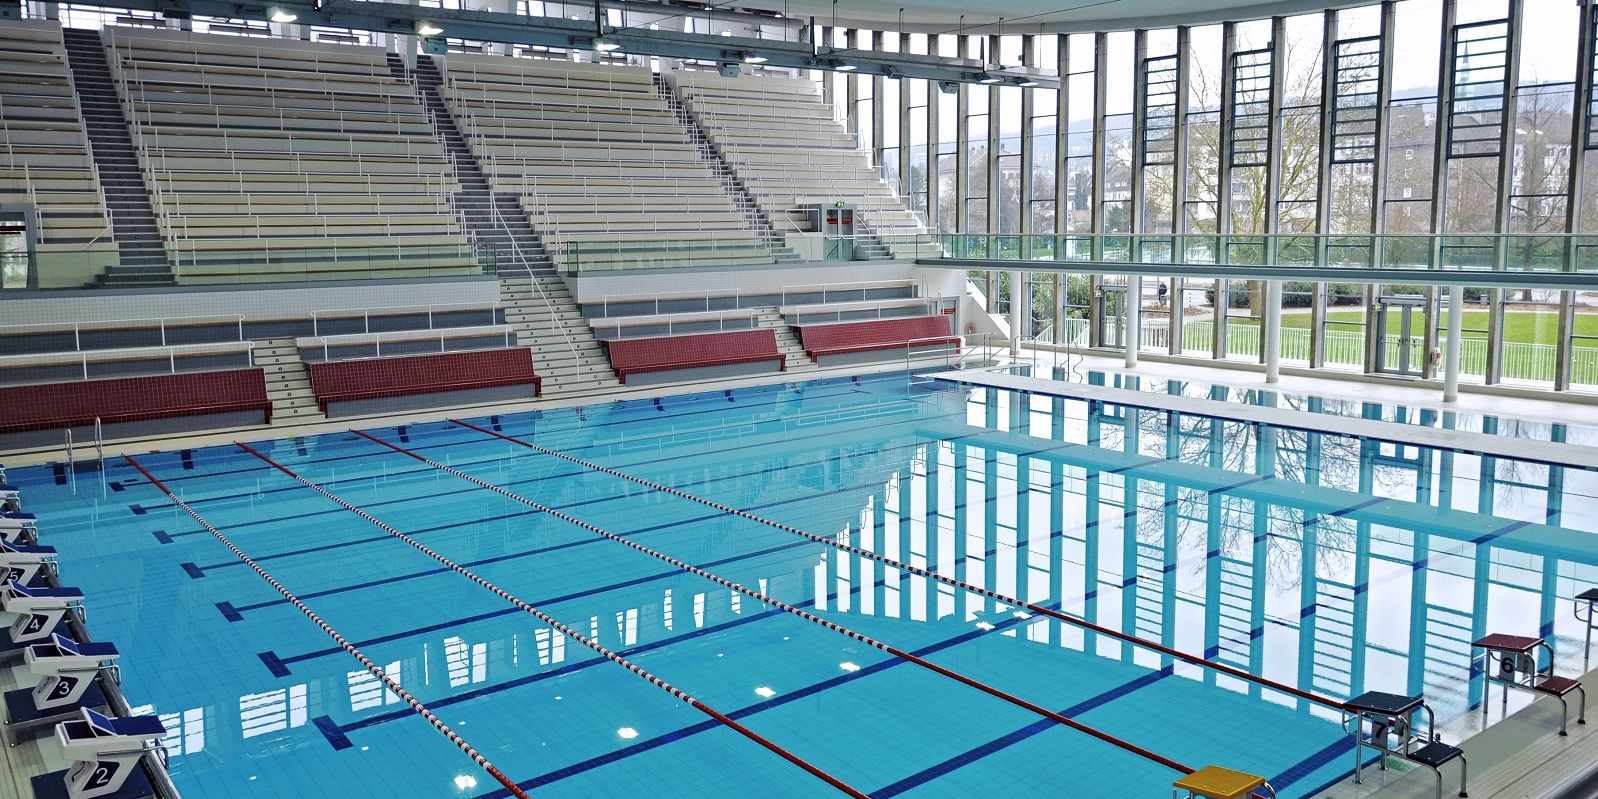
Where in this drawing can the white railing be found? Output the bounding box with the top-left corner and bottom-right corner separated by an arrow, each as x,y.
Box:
778,279 -> 925,307
487,191 -> 581,364
309,303 -> 500,337
297,326 -> 514,363
0,341 -> 255,380
597,289 -> 743,318
590,309 -> 758,340
0,314 -> 246,351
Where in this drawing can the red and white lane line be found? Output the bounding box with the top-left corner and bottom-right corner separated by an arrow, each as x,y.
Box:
232,441 -> 873,799
448,417 -> 1344,712
349,430 -> 1197,777
122,455 -> 533,799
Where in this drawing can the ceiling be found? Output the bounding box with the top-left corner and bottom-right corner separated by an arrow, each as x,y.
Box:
722,0 -> 1368,34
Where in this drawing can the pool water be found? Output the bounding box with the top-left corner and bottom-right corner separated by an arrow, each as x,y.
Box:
8,371 -> 1598,799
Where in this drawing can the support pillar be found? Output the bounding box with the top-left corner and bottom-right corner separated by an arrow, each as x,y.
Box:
1009,270 -> 1024,355
1126,276 -> 1142,368
1264,280 -> 1282,382
1444,284 -> 1464,402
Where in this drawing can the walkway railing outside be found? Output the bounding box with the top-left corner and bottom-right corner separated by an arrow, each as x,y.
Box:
914,232 -> 1598,275
1028,318 -> 1595,385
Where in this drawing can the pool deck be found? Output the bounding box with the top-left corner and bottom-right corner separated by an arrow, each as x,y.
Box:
1307,664 -> 1598,799
929,369 -> 1598,471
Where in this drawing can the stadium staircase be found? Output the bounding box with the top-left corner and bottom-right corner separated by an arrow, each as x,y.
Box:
397,54 -> 618,397
653,75 -> 802,264
61,29 -> 173,286
754,309 -> 817,372
252,338 -> 325,425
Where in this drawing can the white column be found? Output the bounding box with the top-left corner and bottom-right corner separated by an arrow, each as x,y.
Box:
1444,284 -> 1464,402
1263,279 -> 1282,383
1008,271 -> 1024,356
1125,276 -> 1141,368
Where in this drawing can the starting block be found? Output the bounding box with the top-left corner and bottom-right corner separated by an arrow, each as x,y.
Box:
0,511 -> 39,545
1474,633 -> 1587,736
1,484 -> 20,514
36,709 -> 165,799
1173,765 -> 1276,799
1,583 -> 84,646
0,539 -> 56,588
5,635 -> 117,744
1343,691 -> 1467,799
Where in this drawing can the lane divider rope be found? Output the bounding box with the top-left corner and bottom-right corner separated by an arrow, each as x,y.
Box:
121,455 -> 532,799
234,441 -> 872,799
448,417 -> 1345,712
352,430 -> 1195,775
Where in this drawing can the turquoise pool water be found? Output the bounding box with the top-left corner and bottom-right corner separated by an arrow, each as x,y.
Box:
8,371 -> 1598,798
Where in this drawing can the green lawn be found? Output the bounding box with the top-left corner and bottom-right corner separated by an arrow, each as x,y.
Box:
1271,310 -> 1594,344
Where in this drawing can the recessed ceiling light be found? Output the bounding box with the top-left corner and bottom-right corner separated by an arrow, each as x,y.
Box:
836,63 -> 857,71
269,9 -> 297,23
418,23 -> 443,35
744,54 -> 767,64
978,75 -> 1002,84
593,37 -> 621,52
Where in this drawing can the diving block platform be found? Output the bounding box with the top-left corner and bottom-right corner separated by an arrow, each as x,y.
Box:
2,583 -> 83,645
6,635 -> 117,744
1473,633 -> 1587,736
32,709 -> 165,799
928,370 -> 1598,471
0,511 -> 39,545
1342,691 -> 1467,799
1173,765 -> 1276,799
0,539 -> 57,588
1,484 -> 19,514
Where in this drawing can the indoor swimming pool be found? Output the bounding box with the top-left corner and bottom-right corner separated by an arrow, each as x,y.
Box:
8,371 -> 1598,799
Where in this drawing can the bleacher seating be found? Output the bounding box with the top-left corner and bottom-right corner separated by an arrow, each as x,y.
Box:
604,329 -> 784,384
100,27 -> 476,282
0,368 -> 271,435
796,316 -> 959,363
0,21 -> 120,285
436,56 -> 771,269
306,348 -> 540,415
669,71 -> 934,258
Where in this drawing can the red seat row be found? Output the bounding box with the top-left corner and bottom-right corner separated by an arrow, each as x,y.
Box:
604,329 -> 784,384
307,348 -> 541,413
796,316 -> 960,359
0,369 -> 272,434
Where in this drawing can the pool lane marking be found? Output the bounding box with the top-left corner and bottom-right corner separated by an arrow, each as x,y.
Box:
119,455 -> 534,799
350,430 -> 1199,777
231,442 -> 872,799
448,417 -> 1347,712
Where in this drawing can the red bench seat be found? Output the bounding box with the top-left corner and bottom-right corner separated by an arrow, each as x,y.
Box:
0,369 -> 271,434
796,316 -> 959,359
605,330 -> 784,384
307,349 -> 540,413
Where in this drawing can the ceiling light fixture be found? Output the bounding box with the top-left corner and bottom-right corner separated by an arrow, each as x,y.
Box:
1019,78 -> 1039,87
835,62 -> 857,71
744,53 -> 767,64
269,9 -> 297,23
417,22 -> 443,35
978,74 -> 1002,84
592,37 -> 620,51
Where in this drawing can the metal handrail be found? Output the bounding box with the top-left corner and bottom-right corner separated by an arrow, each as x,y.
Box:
0,315 -> 247,349
598,288 -> 743,317
486,188 -> 580,365
0,341 -> 256,379
309,302 -> 500,337
299,326 -> 514,363
591,309 -> 757,340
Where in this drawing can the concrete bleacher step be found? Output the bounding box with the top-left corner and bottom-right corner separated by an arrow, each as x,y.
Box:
651,74 -> 782,252
252,338 -> 325,424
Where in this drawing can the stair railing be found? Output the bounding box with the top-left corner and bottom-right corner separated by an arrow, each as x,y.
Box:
487,191 -> 582,366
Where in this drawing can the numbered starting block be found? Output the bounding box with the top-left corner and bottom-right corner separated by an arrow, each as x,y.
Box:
0,484 -> 20,515
0,511 -> 39,545
1343,691 -> 1467,799
4,635 -> 117,744
30,709 -> 165,799
0,539 -> 56,588
1,583 -> 83,647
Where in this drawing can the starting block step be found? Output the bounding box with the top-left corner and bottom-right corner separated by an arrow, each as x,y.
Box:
30,767 -> 154,799
0,624 -> 69,664
4,683 -> 109,744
